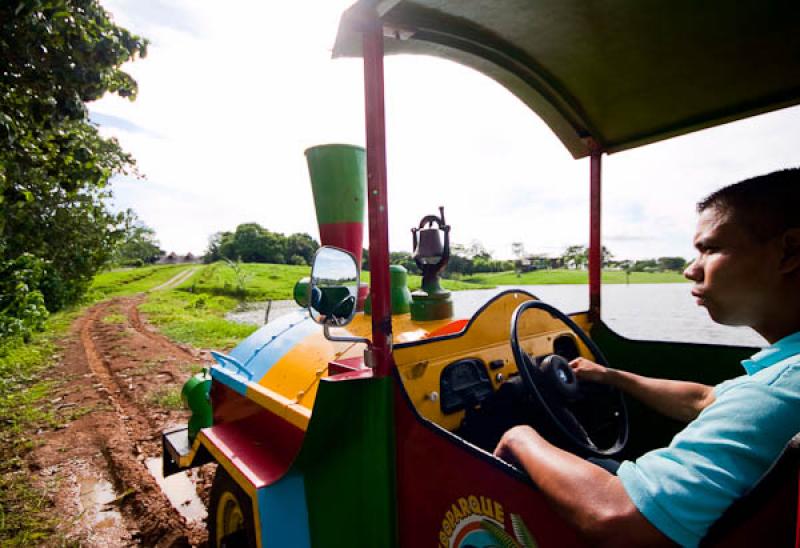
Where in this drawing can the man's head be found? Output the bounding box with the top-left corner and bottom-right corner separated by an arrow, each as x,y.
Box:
684,168 -> 800,342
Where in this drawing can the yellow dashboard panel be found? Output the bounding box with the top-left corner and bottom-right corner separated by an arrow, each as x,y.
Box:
393,291 -> 594,431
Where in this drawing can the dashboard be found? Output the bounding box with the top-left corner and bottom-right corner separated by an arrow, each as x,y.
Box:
393,291 -> 592,433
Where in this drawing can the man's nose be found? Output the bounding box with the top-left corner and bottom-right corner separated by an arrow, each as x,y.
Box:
684,258 -> 702,281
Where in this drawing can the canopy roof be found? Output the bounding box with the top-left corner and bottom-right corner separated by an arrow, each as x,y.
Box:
334,1 -> 800,158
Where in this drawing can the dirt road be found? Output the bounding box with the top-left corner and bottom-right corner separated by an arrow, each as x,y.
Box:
150,267 -> 198,292
31,295 -> 214,546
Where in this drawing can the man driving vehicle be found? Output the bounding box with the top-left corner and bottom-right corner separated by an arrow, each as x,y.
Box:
494,168 -> 800,547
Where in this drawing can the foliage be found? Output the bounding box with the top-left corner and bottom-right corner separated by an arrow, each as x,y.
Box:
0,252 -> 49,341
657,256 -> 688,272
223,257 -> 252,299
383,242 -> 512,277
148,386 -> 183,410
111,212 -> 163,266
559,244 -> 613,269
140,290 -> 257,350
389,251 -> 419,274
191,262 -> 310,300
205,223 -> 318,266
0,0 -> 147,314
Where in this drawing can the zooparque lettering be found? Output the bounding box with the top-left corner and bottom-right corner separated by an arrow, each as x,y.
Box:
438,495 -> 505,546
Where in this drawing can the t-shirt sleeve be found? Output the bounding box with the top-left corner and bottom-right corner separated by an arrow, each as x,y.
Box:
618,377 -> 800,547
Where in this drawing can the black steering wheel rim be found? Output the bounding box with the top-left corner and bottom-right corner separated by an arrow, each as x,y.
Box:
510,300 -> 628,457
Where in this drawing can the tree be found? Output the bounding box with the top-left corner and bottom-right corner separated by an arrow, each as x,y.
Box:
657,256 -> 687,272
389,251 -> 419,274
203,223 -> 320,266
205,231 -> 233,263
0,251 -> 48,341
561,244 -> 613,269
229,223 -> 286,263
632,259 -> 658,272
0,0 -> 147,311
112,212 -> 163,266
467,240 -> 492,260
601,245 -> 614,266
286,233 -> 318,266
562,245 -> 588,269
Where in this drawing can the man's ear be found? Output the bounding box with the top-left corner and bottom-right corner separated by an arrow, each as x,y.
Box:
779,228 -> 800,274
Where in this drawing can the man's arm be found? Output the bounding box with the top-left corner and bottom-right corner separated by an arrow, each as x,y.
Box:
494,425 -> 673,547
570,358 -> 715,422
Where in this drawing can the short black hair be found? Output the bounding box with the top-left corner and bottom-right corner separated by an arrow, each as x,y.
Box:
698,168 -> 800,240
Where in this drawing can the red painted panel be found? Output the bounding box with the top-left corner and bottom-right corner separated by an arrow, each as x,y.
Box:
328,355 -> 367,376
326,368 -> 374,383
394,384 -> 587,548
425,319 -> 469,339
203,409 -> 305,489
318,222 -> 364,266
211,380 -> 263,425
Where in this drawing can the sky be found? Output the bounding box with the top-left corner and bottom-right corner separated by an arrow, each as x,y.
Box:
92,1 -> 800,261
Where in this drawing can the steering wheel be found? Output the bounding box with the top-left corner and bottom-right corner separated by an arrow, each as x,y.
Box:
510,300 -> 628,457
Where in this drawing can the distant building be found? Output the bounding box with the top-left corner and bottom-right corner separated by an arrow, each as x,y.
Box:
159,252 -> 200,264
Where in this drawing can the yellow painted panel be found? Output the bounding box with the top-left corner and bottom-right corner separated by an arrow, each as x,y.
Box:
254,312 -> 456,418
393,292 -> 596,431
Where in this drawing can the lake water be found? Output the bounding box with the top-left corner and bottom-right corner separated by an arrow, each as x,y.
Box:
453,284 -> 765,348
227,283 -> 766,349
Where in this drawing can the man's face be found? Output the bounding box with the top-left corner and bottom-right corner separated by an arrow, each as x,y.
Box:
684,207 -> 782,328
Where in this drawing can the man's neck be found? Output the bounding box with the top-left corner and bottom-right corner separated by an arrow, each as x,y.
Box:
754,310 -> 800,345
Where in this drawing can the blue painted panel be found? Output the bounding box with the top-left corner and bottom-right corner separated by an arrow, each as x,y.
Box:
258,472 -> 311,548
229,310 -> 308,365
210,351 -> 253,380
228,313 -> 320,383
209,364 -> 249,395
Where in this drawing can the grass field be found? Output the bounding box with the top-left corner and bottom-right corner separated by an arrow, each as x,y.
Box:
464,268 -> 686,285
136,263 -> 686,349
136,262 -> 492,349
0,260 -> 687,542
88,263 -> 196,300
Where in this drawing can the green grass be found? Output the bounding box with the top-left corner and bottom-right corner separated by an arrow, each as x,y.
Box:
139,290 -> 257,350
187,262 -> 310,300
186,262 -> 495,303
463,268 -> 687,285
148,387 -> 183,410
101,312 -> 126,324
0,259 -> 687,543
87,263 -> 196,301
0,311 -> 79,544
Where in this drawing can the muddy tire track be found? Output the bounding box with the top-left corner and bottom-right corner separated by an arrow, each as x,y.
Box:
30,296 -> 214,546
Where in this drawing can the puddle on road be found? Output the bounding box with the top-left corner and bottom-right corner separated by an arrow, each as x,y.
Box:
145,457 -> 207,522
78,476 -> 124,530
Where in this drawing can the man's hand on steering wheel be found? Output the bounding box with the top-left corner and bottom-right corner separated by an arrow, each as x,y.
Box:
569,357 -> 610,384
510,299 -> 628,457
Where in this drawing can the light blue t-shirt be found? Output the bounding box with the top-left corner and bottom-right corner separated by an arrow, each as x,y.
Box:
618,331 -> 800,547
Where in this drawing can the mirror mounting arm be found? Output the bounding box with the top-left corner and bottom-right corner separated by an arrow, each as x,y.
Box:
322,323 -> 371,346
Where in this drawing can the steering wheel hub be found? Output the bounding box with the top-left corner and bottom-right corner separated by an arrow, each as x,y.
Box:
510,300 -> 628,457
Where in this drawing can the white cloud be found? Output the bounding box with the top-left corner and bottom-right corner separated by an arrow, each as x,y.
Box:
93,1 -> 800,260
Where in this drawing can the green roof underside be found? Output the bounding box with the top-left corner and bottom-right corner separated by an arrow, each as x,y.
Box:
334,1 -> 800,159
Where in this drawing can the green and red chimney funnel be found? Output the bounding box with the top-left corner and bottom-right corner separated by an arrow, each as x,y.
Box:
305,144 -> 369,307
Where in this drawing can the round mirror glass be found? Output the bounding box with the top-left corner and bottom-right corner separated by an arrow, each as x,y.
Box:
309,246 -> 359,326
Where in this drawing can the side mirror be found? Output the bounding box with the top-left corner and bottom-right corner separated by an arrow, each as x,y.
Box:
309,246 -> 359,327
